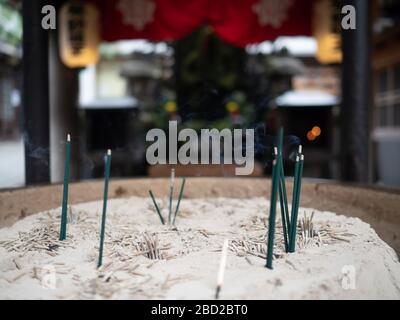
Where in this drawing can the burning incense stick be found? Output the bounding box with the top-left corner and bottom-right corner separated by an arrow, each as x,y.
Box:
215,239 -> 229,299
59,134 -> 71,241
266,158 -> 280,269
168,169 -> 175,224
289,154 -> 304,252
289,146 -> 304,252
288,145 -> 303,243
279,180 -> 289,252
287,145 -> 302,245
172,178 -> 186,225
266,135 -> 283,269
266,128 -> 284,269
276,147 -> 290,252
280,171 -> 290,239
289,155 -> 300,250
149,190 -> 165,225
289,175 -> 300,251
98,149 -> 112,268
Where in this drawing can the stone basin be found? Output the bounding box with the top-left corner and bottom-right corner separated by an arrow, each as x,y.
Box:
0,178 -> 399,256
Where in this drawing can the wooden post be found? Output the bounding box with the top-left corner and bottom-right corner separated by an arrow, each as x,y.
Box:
340,0 -> 372,183
22,0 -> 50,184
49,0 -> 79,183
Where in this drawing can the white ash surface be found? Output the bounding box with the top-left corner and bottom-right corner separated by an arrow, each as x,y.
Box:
0,197 -> 399,300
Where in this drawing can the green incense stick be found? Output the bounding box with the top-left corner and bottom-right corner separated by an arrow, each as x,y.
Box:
168,169 -> 175,224
288,145 -> 302,241
288,145 -> 303,251
276,128 -> 289,249
280,166 -> 290,237
266,128 -> 284,269
149,190 -> 165,225
59,134 -> 71,241
278,139 -> 290,251
266,157 -> 280,269
289,154 -> 304,253
289,155 -> 300,251
172,178 -> 186,225
98,149 -> 112,268
279,177 -> 289,252
275,147 -> 289,252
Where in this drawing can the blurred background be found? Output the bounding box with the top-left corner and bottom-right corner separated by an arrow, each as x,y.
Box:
0,0 -> 399,189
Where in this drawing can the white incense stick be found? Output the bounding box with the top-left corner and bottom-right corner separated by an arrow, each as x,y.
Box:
67,134 -> 71,142
298,145 -> 302,154
300,154 -> 304,161
274,147 -> 278,156
170,168 -> 175,187
215,239 -> 229,299
107,149 -> 112,156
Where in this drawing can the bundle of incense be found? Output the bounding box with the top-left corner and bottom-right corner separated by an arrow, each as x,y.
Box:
59,134 -> 71,241
266,129 -> 306,268
98,149 -> 112,268
215,239 -> 229,299
289,149 -> 304,253
149,172 -> 186,226
278,145 -> 303,252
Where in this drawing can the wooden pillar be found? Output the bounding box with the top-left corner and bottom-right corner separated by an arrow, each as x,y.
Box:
49,0 -> 79,183
340,0 -> 372,183
22,0 -> 50,184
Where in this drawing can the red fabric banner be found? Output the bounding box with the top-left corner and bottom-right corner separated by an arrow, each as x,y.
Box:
95,0 -> 313,47
210,0 -> 313,47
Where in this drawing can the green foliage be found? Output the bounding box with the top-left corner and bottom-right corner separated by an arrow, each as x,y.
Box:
0,0 -> 22,48
148,90 -> 256,136
174,27 -> 247,123
175,27 -> 243,90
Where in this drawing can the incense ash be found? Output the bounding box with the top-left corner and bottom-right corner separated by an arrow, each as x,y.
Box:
1,197 -> 400,299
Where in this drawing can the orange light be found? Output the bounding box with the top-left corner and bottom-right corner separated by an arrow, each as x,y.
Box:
59,2 -> 100,68
307,131 -> 316,141
311,126 -> 321,137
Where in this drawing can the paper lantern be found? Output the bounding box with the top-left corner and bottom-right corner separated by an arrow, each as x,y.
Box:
313,0 -> 342,64
59,1 -> 100,68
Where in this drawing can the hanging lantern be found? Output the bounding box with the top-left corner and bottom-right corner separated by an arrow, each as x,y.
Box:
59,1 -> 100,68
313,0 -> 342,64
